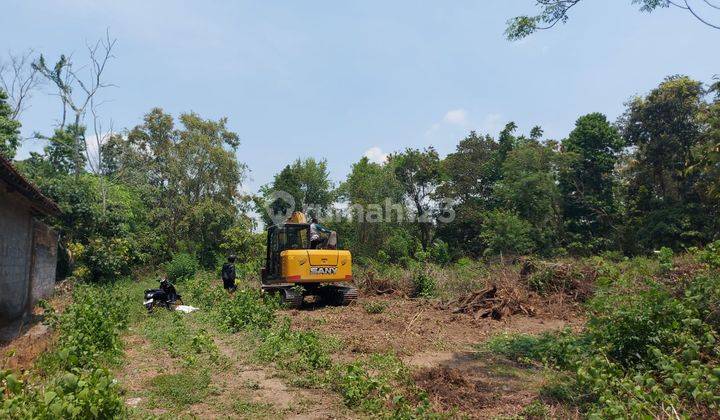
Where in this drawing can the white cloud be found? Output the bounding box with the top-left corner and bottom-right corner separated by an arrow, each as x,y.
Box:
363,146 -> 388,164
443,108 -> 468,126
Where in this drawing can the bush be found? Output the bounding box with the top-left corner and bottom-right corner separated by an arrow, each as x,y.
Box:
485,267 -> 720,417
83,237 -> 141,280
657,246 -> 674,273
0,368 -> 126,419
256,319 -> 333,376
412,271 -> 436,298
332,353 -> 434,417
218,288 -> 278,332
183,271 -> 227,309
382,231 -> 412,263
165,253 -> 200,283
41,285 -> 129,371
698,240 -> 720,269
429,240 -> 451,265
480,209 -> 535,257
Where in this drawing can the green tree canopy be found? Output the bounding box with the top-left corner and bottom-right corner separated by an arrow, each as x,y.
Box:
559,113 -> 623,253
0,88 -> 21,159
507,1 -> 720,41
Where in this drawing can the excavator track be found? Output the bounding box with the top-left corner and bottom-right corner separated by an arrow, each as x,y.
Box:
281,287 -> 304,309
319,283 -> 358,306
262,284 -> 304,309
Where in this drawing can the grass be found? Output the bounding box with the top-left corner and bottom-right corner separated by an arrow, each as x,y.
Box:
362,300 -> 389,314
148,370 -> 212,408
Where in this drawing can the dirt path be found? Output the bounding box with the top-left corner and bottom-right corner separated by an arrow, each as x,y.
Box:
115,293 -> 580,419
115,317 -> 349,419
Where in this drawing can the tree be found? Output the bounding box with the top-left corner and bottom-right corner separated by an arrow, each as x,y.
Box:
559,113 -> 624,253
32,32 -> 116,176
259,158 -> 334,225
507,1 -> 720,40
620,75 -> 711,250
0,88 -> 21,159
480,209 -> 535,259
338,156 -> 405,258
496,139 -> 562,254
101,108 -> 246,265
437,131 -> 501,256
388,147 -> 444,250
0,49 -> 41,120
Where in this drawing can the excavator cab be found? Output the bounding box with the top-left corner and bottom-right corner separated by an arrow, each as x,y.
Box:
261,216 -> 357,308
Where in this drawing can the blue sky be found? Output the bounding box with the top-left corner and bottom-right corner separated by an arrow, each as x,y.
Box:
4,0 -> 719,192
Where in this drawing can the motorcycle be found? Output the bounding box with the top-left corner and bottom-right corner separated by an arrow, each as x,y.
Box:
144,278 -> 183,312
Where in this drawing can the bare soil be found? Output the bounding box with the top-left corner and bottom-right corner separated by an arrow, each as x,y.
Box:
288,294 -> 582,418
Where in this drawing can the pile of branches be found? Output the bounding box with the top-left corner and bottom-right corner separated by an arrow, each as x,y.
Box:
360,269 -> 399,295
520,259 -> 598,302
439,285 -> 535,320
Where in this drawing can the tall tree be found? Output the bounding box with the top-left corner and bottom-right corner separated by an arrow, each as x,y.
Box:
496,138 -> 562,253
437,131 -> 500,256
102,108 -> 245,264
259,158 -> 334,225
338,156 -> 405,257
32,32 -> 116,176
620,76 -> 710,250
559,113 -> 623,253
388,147 -> 444,250
0,88 -> 21,159
507,1 -> 720,40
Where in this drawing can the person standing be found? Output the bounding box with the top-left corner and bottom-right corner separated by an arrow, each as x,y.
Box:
221,255 -> 237,292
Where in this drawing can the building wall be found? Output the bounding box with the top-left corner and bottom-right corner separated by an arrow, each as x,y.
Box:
0,188 -> 33,324
30,220 -> 58,306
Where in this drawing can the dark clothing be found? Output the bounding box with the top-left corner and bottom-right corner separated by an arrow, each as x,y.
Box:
310,239 -> 322,249
221,262 -> 237,291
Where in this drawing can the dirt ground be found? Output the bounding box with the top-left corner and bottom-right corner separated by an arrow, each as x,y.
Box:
287,294 -> 582,418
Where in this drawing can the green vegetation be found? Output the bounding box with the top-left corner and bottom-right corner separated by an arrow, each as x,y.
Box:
333,353 -> 437,418
482,250 -> 720,418
362,300 -> 389,314
0,281 -> 139,419
164,253 -> 200,283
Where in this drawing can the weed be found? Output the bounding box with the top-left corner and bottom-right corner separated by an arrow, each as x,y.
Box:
413,271 -> 437,298
219,288 -> 279,332
363,300 -> 389,314
232,400 -> 275,417
256,319 -> 333,377
148,369 -> 211,408
332,353 -> 439,417
0,368 -> 126,419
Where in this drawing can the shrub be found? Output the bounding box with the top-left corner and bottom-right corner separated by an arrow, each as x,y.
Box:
256,319 -> 333,376
485,268 -> 720,417
183,271 -> 227,309
41,285 -> 129,371
0,368 -> 126,419
657,246 -> 674,273
218,288 -> 278,332
480,209 -> 535,257
83,237 -> 141,280
698,240 -> 720,269
412,271 -> 436,298
429,240 -> 451,265
332,353 -> 434,417
382,231 -> 412,263
165,253 -> 200,283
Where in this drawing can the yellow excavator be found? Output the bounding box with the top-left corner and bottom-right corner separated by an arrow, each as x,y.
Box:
260,212 -> 358,308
